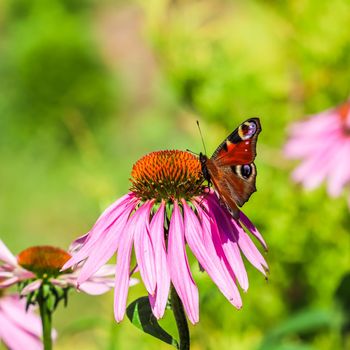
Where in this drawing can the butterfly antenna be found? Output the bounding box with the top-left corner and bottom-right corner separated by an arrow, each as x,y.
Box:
196,120 -> 207,155
186,149 -> 199,156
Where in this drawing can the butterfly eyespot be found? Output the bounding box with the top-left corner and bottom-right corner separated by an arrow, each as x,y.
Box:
238,121 -> 257,140
241,164 -> 252,179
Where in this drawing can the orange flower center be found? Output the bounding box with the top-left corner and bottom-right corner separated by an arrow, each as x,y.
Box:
17,246 -> 71,277
130,150 -> 205,201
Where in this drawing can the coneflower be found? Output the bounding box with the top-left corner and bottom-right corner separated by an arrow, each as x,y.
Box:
63,150 -> 268,326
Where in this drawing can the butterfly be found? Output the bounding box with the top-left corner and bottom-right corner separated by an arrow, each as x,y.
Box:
199,118 -> 261,220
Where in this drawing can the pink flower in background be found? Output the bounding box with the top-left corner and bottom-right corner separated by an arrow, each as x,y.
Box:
63,150 -> 268,324
0,240 -> 119,296
0,294 -> 45,350
285,101 -> 350,206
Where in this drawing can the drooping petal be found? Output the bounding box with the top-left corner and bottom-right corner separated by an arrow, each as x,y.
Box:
239,211 -> 267,251
62,195 -> 137,270
184,200 -> 242,308
168,201 -> 199,324
114,202 -> 153,322
205,196 -> 249,291
75,201 -> 137,284
0,240 -> 17,266
149,201 -> 170,319
21,280 -> 43,295
230,219 -> 268,275
0,276 -> 20,288
89,193 -> 135,238
134,201 -> 156,295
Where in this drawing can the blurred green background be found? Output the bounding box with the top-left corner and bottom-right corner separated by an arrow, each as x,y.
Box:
1,0 -> 350,349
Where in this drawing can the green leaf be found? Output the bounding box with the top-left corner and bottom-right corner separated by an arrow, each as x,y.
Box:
126,297 -> 179,349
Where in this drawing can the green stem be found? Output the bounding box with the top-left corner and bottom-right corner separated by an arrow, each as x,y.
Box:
171,285 -> 190,350
38,289 -> 53,350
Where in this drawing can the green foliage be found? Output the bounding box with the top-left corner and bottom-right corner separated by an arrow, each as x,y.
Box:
127,296 -> 179,348
0,0 -> 116,147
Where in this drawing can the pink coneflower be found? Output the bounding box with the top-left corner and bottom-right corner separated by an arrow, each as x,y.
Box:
63,150 -> 268,324
0,293 -> 45,350
285,101 -> 350,205
0,240 -> 116,296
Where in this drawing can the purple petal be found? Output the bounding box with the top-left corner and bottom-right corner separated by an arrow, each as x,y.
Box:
239,211 -> 267,251
134,201 -> 156,295
114,202 -> 153,322
68,232 -> 90,253
168,201 -> 199,324
149,201 -> 170,319
0,240 -> 17,266
205,196 -> 249,291
184,200 -> 242,308
231,220 -> 268,275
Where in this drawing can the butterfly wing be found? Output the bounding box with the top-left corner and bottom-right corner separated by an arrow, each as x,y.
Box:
206,118 -> 261,218
212,118 -> 261,166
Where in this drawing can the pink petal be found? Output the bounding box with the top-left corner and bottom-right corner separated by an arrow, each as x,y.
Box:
327,139 -> 350,197
149,201 -> 170,319
76,201 -> 137,284
134,201 -> 156,295
285,129 -> 339,159
0,276 -> 20,288
288,111 -> 339,138
1,295 -> 42,337
167,201 -> 199,324
63,195 -> 137,270
0,313 -> 43,350
184,200 -> 242,308
292,137 -> 345,190
21,280 -> 43,295
0,240 -> 17,266
239,211 -> 267,250
89,264 -> 115,277
114,202 -> 152,322
78,281 -> 112,295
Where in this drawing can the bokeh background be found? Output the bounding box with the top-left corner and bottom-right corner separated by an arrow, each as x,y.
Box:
1,0 -> 350,349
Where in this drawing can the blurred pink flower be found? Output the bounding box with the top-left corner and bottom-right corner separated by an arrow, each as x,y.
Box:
0,241 -> 120,296
0,294 -> 44,350
63,150 -> 268,324
285,101 -> 350,205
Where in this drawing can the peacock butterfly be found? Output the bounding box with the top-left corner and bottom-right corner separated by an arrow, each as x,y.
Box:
199,118 -> 261,219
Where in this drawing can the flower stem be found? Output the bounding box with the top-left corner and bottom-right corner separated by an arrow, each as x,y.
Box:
38,288 -> 53,350
171,285 -> 190,350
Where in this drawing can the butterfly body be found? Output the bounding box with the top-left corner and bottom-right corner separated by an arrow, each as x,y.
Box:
200,118 -> 261,219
